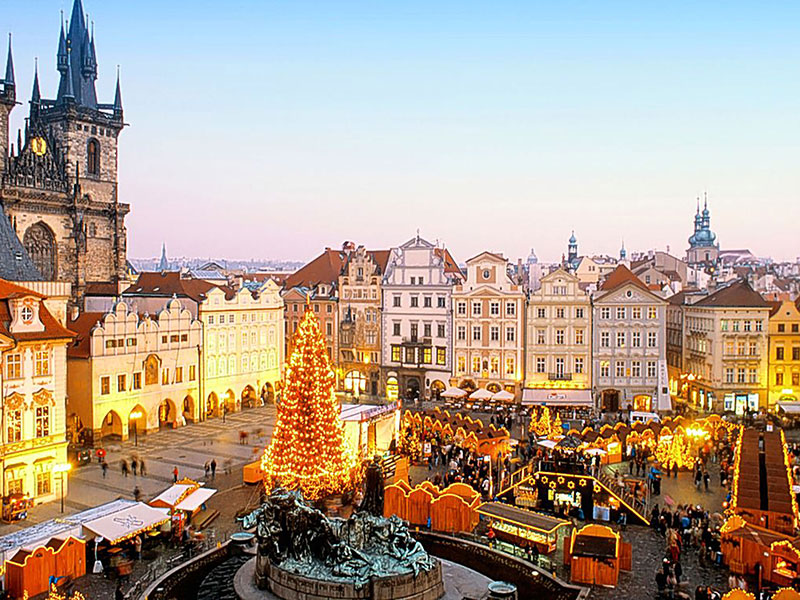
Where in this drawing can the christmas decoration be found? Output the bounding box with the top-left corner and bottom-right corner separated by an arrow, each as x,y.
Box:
530,406 -> 552,437
655,432 -> 693,471
261,303 -> 361,501
549,413 -> 563,440
398,422 -> 422,462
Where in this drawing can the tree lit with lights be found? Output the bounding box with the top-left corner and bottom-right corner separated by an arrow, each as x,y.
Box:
261,304 -> 361,501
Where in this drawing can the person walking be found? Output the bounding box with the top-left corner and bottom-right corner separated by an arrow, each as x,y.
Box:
101,460 -> 108,478
133,535 -> 142,560
703,469 -> 710,492
131,457 -> 138,477
121,459 -> 129,478
210,458 -> 217,479
133,486 -> 142,502
204,461 -> 210,478
139,459 -> 146,476
172,466 -> 179,483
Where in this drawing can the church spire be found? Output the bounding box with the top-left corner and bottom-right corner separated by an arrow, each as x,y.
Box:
4,33 -> 14,89
113,66 -> 123,115
158,243 -> 169,272
31,58 -> 40,104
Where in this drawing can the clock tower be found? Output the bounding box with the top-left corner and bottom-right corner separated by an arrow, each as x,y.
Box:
0,0 -> 129,307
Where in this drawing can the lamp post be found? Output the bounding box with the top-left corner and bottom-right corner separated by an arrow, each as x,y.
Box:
130,410 -> 142,447
53,463 -> 72,513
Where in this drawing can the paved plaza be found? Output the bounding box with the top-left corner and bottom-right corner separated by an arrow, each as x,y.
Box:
0,405 -> 278,537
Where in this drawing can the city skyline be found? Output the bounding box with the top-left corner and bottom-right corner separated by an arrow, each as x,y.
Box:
5,1 -> 799,263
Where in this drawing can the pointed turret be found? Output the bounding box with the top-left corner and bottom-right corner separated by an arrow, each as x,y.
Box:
63,45 -> 76,102
158,243 -> 169,272
4,34 -> 14,90
620,240 -> 627,261
113,68 -> 123,116
57,16 -> 68,72
31,59 -> 41,104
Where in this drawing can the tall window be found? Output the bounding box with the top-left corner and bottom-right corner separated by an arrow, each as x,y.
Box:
615,361 -> 625,377
555,329 -> 565,345
36,472 -> 51,496
35,406 -> 50,437
600,331 -> 610,347
647,361 -> 657,378
506,327 -> 516,342
472,326 -> 481,341
87,139 -> 100,175
457,326 -> 466,341
647,331 -> 657,347
490,326 -> 500,342
6,410 -> 21,442
505,357 -> 515,376
5,354 -> 21,379
536,357 -> 545,373
24,222 -> 56,280
574,357 -> 584,374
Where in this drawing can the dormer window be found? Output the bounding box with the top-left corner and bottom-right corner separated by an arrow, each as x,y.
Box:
20,306 -> 33,324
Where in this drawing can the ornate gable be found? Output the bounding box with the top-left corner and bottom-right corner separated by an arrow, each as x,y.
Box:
3,122 -> 70,193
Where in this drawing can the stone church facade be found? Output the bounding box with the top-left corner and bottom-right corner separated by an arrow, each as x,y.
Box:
0,0 -> 129,305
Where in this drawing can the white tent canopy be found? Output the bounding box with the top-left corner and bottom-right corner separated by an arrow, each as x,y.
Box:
492,390 -> 514,402
83,503 -> 169,544
469,388 -> 493,400
536,439 -> 558,449
175,488 -> 217,512
150,483 -> 195,508
441,386 -> 467,399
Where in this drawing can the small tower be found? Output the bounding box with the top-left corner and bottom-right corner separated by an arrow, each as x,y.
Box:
619,240 -> 627,261
686,195 -> 719,267
158,243 -> 169,272
567,231 -> 578,267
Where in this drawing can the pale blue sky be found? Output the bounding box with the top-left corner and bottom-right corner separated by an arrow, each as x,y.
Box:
5,1 -> 799,263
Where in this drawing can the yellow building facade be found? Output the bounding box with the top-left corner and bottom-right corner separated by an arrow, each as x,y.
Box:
67,299 -> 202,444
768,300 -> 800,408
0,280 -> 73,506
199,280 -> 284,417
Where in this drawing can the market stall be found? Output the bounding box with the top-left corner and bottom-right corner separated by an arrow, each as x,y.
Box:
383,481 -> 480,533
478,502 -> 569,554
340,403 -> 399,458
565,524 -> 630,586
4,536 -> 85,598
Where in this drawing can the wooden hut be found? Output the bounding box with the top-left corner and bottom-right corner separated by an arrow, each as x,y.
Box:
721,591 -> 756,600
5,536 -> 86,598
564,524 -> 631,586
383,483 -> 410,521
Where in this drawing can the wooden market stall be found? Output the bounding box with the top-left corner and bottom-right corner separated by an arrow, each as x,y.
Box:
383,481 -> 480,533
478,502 -> 569,554
403,409 -> 510,459
564,524 -> 631,586
4,536 -> 85,598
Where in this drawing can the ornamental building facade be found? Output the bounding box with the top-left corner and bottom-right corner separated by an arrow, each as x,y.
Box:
67,299 -> 201,444
681,280 -> 770,414
452,252 -> 525,396
0,279 -> 74,504
524,268 -> 592,407
767,300 -> 800,408
381,236 -> 462,401
592,265 -> 669,413
0,0 -> 129,306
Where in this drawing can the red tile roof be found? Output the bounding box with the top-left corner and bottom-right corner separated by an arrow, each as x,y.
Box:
599,265 -> 649,293
283,249 -> 346,290
434,248 -> 463,277
0,279 -> 74,342
67,312 -> 106,358
694,280 -> 769,308
123,272 -> 217,302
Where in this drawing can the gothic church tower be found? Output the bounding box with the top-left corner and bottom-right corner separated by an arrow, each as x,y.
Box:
0,0 -> 129,305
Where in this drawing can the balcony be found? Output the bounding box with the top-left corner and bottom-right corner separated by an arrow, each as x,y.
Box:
548,372 -> 572,381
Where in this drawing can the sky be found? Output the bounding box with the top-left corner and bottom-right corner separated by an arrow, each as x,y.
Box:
5,1 -> 800,264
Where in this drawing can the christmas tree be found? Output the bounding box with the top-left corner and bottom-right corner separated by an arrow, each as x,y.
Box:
530,406 -> 552,437
261,304 -> 361,501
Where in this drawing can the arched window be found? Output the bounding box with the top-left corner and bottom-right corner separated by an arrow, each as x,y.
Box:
87,139 -> 100,175
23,222 -> 56,279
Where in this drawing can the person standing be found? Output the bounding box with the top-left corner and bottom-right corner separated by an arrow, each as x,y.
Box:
210,458 -> 217,479
139,459 -> 147,476
172,466 -> 179,483
703,469 -> 710,492
131,457 -> 138,477
121,459 -> 129,478
101,461 -> 108,478
133,486 -> 142,502
133,535 -> 142,560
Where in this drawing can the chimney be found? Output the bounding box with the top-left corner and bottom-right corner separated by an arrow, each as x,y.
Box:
70,305 -> 79,321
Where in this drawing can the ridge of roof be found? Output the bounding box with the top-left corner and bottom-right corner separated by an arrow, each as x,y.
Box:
693,279 -> 770,309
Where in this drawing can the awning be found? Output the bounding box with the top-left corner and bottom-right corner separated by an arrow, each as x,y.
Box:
175,488 -> 216,512
536,439 -> 558,449
777,401 -> 800,415
83,503 -> 169,544
470,388 -> 493,400
522,388 -> 593,407
492,390 -> 515,402
149,484 -> 195,508
441,386 -> 467,399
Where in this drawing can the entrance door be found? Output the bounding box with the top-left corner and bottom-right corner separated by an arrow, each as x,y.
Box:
602,390 -> 619,412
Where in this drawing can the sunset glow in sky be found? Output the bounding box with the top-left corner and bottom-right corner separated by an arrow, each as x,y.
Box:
6,1 -> 799,263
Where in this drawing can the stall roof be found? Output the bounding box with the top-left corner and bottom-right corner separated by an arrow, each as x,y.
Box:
777,402 -> 800,415
441,386 -> 467,399
572,534 -> 617,559
0,499 -> 136,559
83,503 -> 169,544
477,502 -> 569,534
175,487 -> 217,512
150,483 -> 195,508
522,389 -> 593,407
340,403 -> 396,422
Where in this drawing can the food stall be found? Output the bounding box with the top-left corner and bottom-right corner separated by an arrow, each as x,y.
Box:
478,502 -> 569,554
340,403 -> 400,459
565,524 -> 630,586
1,493 -> 33,523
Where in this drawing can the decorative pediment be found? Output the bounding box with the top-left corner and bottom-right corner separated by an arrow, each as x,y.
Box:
597,283 -> 662,305
32,388 -> 54,406
5,392 -> 25,411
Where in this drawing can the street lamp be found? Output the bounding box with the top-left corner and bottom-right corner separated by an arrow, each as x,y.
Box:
130,410 -> 143,447
53,463 -> 72,513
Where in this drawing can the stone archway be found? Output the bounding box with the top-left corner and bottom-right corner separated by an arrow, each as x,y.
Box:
430,379 -> 446,400
100,410 -> 123,440
261,382 -> 275,404
127,405 -> 147,439
158,399 -> 177,429
459,379 -> 477,393
224,389 -> 237,413
182,395 -> 195,423
241,385 -> 258,409
206,392 -> 219,418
